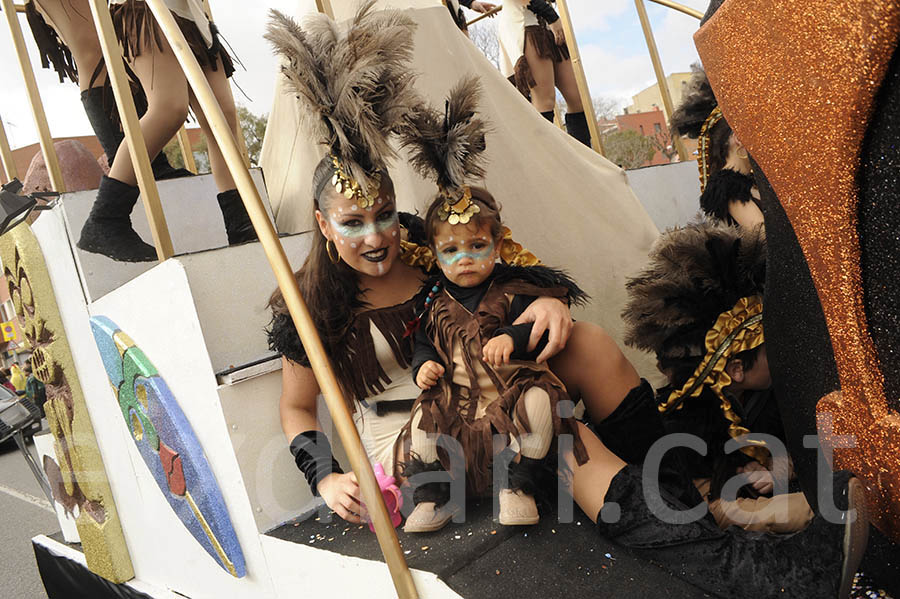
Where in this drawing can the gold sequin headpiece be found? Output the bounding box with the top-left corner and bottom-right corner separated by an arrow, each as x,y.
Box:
330,155 -> 381,209
437,185 -> 480,225
698,106 -> 725,193
661,295 -> 768,462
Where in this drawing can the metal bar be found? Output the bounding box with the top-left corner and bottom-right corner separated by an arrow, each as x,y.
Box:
1,0 -> 66,192
13,429 -> 55,505
0,115 -> 18,182
175,127 -> 197,174
634,0 -> 689,161
648,0 -> 703,20
556,0 -> 605,155
143,1 -> 418,596
87,0 -> 173,260
466,4 -> 502,27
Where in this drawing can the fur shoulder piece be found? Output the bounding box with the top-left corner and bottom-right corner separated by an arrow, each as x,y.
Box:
400,75 -> 489,191
492,264 -> 589,307
699,169 -> 755,223
622,221 -> 765,361
267,311 -> 310,367
669,64 -> 717,139
265,2 -> 420,192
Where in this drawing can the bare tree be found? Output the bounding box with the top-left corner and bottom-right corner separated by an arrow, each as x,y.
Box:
592,96 -> 622,121
468,20 -> 499,69
649,128 -> 678,162
602,130 -> 655,169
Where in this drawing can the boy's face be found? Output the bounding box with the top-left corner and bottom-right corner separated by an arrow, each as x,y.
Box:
433,220 -> 499,287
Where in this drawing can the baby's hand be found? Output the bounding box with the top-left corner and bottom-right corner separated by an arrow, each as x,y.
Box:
416,360 -> 445,389
483,334 -> 514,367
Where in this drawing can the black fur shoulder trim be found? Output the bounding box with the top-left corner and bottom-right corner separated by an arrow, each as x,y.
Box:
699,168 -> 754,224
398,211 -> 427,246
266,311 -> 310,366
492,263 -> 589,307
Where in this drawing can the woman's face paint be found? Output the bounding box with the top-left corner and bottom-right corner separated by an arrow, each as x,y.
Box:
432,220 -> 499,287
316,181 -> 401,279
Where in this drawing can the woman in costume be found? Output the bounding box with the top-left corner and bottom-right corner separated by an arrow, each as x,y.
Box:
264,5 -> 868,597
398,78 -> 588,531
24,0 -> 188,179
75,0 -> 257,262
497,0 -> 592,146
264,2 -> 646,526
622,221 -> 813,534
669,65 -> 764,228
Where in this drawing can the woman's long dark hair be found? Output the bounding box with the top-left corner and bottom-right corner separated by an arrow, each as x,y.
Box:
268,156 -> 369,358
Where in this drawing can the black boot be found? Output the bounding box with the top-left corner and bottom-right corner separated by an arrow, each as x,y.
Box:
597,466 -> 868,599
81,86 -> 194,181
540,110 -> 555,123
593,379 -> 666,465
216,189 -> 258,245
565,111 -> 592,146
77,175 -> 157,262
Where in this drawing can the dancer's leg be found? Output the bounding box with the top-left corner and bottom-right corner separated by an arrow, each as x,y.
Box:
188,59 -> 237,192
554,58 -> 590,145
108,32 -> 189,185
33,0 -> 104,92
523,35 -> 556,113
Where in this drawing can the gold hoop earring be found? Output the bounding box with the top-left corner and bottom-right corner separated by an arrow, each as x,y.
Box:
736,146 -> 749,160
326,239 -> 341,264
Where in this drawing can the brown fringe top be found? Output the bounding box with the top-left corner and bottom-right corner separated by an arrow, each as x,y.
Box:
267,298 -> 416,405
25,3 -> 77,84
407,279 -> 587,496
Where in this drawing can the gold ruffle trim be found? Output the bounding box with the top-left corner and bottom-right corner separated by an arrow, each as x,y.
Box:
663,295 -> 768,462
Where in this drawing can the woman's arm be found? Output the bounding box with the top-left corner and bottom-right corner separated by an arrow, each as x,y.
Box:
280,357 -> 367,523
728,199 -> 765,230
512,296 -> 574,363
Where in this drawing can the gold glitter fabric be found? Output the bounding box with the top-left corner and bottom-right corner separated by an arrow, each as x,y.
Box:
695,0 -> 900,539
0,224 -> 134,582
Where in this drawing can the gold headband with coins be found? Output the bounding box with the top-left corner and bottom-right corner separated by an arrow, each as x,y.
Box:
437,185 -> 480,225
330,155 -> 382,209
698,106 -> 725,193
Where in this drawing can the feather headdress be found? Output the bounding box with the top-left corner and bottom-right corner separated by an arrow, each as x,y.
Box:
265,2 -> 420,206
401,75 -> 488,223
622,221 -> 766,364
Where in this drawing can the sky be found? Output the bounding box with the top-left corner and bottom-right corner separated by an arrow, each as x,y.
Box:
0,0 -> 708,150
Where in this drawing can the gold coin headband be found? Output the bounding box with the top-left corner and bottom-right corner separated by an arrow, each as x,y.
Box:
330,155 -> 382,209
437,185 -> 480,225
697,106 -> 725,193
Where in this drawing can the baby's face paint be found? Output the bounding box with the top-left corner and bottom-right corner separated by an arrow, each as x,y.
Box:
316,183 -> 401,279
432,220 -> 499,287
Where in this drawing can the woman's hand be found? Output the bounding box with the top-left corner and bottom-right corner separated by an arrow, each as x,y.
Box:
470,1 -> 497,13
483,334 -> 514,367
318,472 -> 368,523
416,360 -> 445,389
549,20 -> 566,46
513,297 -> 573,363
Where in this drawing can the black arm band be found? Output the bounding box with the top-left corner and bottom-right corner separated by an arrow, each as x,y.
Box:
289,431 -> 344,497
528,0 -> 559,23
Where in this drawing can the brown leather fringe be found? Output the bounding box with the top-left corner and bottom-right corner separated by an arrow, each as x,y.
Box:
512,23 -> 571,98
332,299 -> 416,407
405,280 -> 587,497
110,0 -> 234,78
25,3 -> 77,84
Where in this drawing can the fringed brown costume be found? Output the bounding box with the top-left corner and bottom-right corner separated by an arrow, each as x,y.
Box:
407,267 -> 587,496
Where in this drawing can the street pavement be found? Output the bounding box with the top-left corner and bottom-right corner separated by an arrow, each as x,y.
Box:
0,435 -> 56,599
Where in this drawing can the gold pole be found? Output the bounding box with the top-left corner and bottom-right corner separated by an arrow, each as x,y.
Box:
87,0 -> 173,260
142,2 -> 418,596
314,0 -> 335,18
555,0 -> 605,156
0,116 -> 18,182
200,0 -> 250,169
175,127 -> 197,174
1,0 -> 65,192
634,0 -> 688,161
648,0 -> 703,20
466,4 -> 502,27
13,3 -> 24,12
